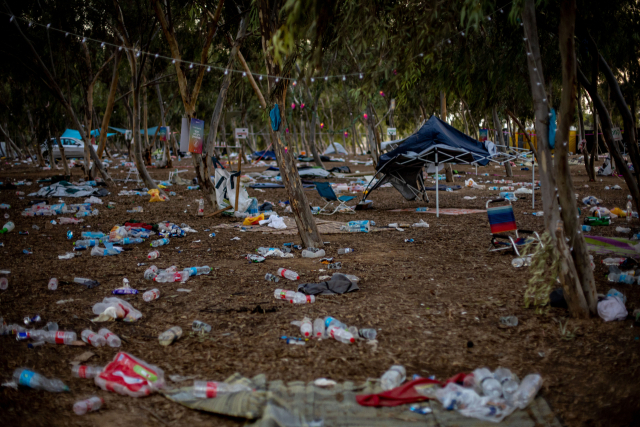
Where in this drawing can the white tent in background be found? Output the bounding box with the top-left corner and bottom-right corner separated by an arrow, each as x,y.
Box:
323,142 -> 349,155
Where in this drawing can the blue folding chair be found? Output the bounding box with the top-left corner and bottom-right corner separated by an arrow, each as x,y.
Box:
314,182 -> 356,215
487,198 -> 541,255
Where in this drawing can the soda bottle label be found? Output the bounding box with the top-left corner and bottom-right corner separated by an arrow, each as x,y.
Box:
78,366 -> 88,378
54,331 -> 66,344
19,370 -> 35,387
305,295 -> 312,303
278,290 -> 287,299
204,382 -> 218,398
103,331 -> 114,340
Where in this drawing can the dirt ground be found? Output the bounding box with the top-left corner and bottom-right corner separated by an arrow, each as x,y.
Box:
0,153 -> 639,427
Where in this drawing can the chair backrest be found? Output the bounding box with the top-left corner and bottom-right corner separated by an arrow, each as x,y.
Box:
314,182 -> 337,201
487,204 -> 517,234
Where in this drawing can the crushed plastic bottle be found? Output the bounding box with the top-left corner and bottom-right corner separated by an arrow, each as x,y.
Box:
265,273 -> 279,283
313,318 -> 325,338
73,396 -> 104,415
143,289 -> 160,302
0,277 -> 8,290
75,239 -> 99,247
197,199 -> 205,216
98,328 -> 121,347
42,330 -> 77,345
154,271 -> 189,283
81,231 -> 105,239
159,326 -> 182,346
274,289 -> 296,302
150,238 -> 170,247
13,368 -> 69,392
616,226 -> 631,234
148,250 -> 160,260
144,266 -> 159,280
327,325 -> 355,344
47,278 -> 58,291
277,267 -> 299,281
381,365 -> 406,391
359,328 -> 377,340
72,365 -> 103,379
192,381 -> 253,398
500,316 -> 519,327
74,277 -> 100,288
510,374 -> 543,409
338,248 -> 354,254
302,248 -> 326,258
81,330 -> 106,347
192,320 -> 212,333
292,292 -> 315,304
602,257 -> 626,266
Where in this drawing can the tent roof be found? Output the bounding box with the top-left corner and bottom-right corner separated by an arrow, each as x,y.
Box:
377,115 -> 491,170
323,142 -> 349,155
109,126 -> 161,135
61,129 -> 82,140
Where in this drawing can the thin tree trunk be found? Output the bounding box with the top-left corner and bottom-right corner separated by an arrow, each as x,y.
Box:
155,82 -> 172,168
578,85 -> 594,180
440,91 -> 454,182
492,106 -> 513,177
556,0 -> 595,316
98,49 -> 120,158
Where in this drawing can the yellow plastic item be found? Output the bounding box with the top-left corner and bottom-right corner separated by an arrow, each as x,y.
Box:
148,189 -> 165,202
611,207 -> 626,217
243,214 -> 264,226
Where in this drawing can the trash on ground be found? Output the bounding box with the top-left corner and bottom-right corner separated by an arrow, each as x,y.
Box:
598,288 -> 628,322
94,352 -> 165,397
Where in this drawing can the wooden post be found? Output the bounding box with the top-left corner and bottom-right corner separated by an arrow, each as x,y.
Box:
234,147 -> 242,212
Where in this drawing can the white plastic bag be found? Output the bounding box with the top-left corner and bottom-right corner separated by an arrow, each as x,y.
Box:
92,297 -> 142,322
597,296 -> 628,321
259,213 -> 287,229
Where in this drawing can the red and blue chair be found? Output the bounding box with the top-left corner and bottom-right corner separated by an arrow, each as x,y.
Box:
487,198 -> 540,255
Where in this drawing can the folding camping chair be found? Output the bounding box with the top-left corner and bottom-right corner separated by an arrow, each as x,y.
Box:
314,182 -> 356,215
487,198 -> 541,256
124,163 -> 142,184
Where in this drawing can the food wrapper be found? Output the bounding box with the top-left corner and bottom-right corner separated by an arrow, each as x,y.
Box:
95,352 -> 165,397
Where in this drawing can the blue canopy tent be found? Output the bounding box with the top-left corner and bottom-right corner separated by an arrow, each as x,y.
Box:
61,129 -> 115,139
109,126 -> 159,135
364,115 -> 494,217
251,150 -> 277,160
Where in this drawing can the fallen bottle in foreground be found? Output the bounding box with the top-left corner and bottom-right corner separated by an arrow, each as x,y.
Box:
13,368 -> 69,392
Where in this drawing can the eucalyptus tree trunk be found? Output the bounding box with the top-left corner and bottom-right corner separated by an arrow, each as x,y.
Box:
578,86 -> 595,180
98,50 -> 120,158
155,82 -> 172,168
556,0 -> 595,316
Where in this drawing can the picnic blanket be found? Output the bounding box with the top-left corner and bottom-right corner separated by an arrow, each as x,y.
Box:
213,216 -> 393,235
585,235 -> 640,257
28,181 -> 108,198
389,208 -> 486,215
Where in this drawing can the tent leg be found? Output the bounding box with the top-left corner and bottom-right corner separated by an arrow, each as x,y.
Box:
436,153 -> 439,218
532,159 -> 535,210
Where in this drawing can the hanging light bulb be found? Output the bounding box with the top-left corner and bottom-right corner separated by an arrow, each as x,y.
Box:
291,103 -> 296,110
136,51 -> 140,57
207,67 -> 211,72
311,77 -> 315,82
259,75 -> 263,80
363,113 -> 368,120
419,53 -> 424,57
242,71 -> 247,77
275,78 -> 279,82
461,31 -> 465,36
342,75 -> 346,81
224,69 -> 228,75
172,59 -> 176,64
324,76 -> 328,81
447,39 -> 451,43
28,21 -> 32,27
46,23 -> 51,28
320,123 -> 324,129
359,73 -> 363,79
101,42 -> 105,48
119,46 -> 122,51
10,16 -> 14,22
292,80 -> 297,86
189,63 -> 193,68
155,53 -> 159,58
82,37 -> 86,43
487,16 -> 491,21
65,32 -> 69,37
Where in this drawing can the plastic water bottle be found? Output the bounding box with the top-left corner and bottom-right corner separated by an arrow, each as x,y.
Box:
302,248 -> 326,258
148,250 -> 160,260
154,271 -> 189,283
74,239 -> 99,247
91,246 -> 120,256
359,328 -> 377,340
0,277 -> 7,290
81,330 -> 106,347
325,316 -> 348,330
277,268 -> 299,281
607,273 -> 636,284
13,368 -> 69,392
313,318 -> 325,338
274,289 -> 296,301
602,257 -> 626,266
192,381 -> 253,398
300,317 -> 313,337
48,278 -> 58,290
72,365 -> 103,379
327,325 -> 355,344
73,396 -> 104,415
42,331 -> 77,345
292,292 -> 315,304
472,368 -> 502,398
158,326 -> 182,346
144,266 -> 159,280
81,231 -> 105,238
120,237 -> 143,245
494,367 -> 520,401
1,221 -> 15,234
192,320 -> 212,333
627,196 -> 633,222
510,374 -> 543,409
185,266 -> 211,276
381,365 -> 406,390
265,273 -> 279,283
338,248 -> 354,254
197,199 -> 204,216
582,225 -> 591,232
98,328 -> 121,347
150,238 -> 170,247
187,185 -> 199,190
143,289 -> 160,302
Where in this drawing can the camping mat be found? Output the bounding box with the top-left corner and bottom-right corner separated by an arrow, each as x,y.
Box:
163,374 -> 560,427
213,216 -> 394,235
389,208 -> 486,215
585,235 -> 640,258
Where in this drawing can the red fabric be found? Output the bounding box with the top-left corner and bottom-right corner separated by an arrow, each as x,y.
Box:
490,221 -> 517,233
124,222 -> 152,230
356,373 -> 467,407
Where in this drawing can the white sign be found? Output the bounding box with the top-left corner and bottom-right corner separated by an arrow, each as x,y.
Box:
125,130 -> 132,141
612,127 -> 623,141
235,128 -> 249,139
387,127 -> 397,136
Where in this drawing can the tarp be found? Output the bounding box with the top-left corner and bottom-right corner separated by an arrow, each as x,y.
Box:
378,115 -> 492,170
109,126 -> 129,134
251,150 -> 276,160
60,129 -> 115,140
108,126 -> 159,135
323,142 -> 349,155
90,129 -> 116,137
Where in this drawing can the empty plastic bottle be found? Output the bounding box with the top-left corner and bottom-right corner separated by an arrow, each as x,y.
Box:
0,277 -> 8,290
510,374 -> 543,409
359,328 -> 377,340
73,396 -> 104,415
13,368 -> 69,392
45,322 -> 58,332
150,238 -> 170,247
327,325 -> 355,344
302,248 -> 326,258
159,326 -> 182,346
197,199 -> 205,216
91,246 -> 120,256
148,250 -> 160,260
72,365 -> 104,379
500,316 -> 519,327
144,266 -> 159,280
627,196 -> 633,223
81,231 -> 105,239
265,273 -> 279,283
381,365 -> 406,391
42,331 -> 77,345
274,289 -> 296,302
300,317 -> 312,337
120,237 -> 143,245
0,221 -> 15,234
338,248 -> 354,254
154,271 -> 189,283
98,328 -> 121,347
48,278 -> 58,290
74,239 -> 99,247
184,266 -> 211,276
81,330 -> 106,347
277,267 -> 299,281
582,225 -> 592,232
192,381 -> 253,398
143,289 -> 160,302
608,273 -> 636,284
313,318 -> 325,338
192,320 -> 212,333
494,367 -> 519,401
473,368 -> 502,398
292,292 -> 315,304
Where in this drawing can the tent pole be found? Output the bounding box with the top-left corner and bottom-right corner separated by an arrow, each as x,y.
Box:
436,151 -> 439,218
532,154 -> 535,209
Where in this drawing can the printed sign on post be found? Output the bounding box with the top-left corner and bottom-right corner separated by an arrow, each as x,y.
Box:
188,118 -> 205,154
387,127 -> 397,136
125,130 -> 132,141
479,129 -> 488,142
612,127 -> 623,141
235,128 -> 249,139
158,127 -> 167,142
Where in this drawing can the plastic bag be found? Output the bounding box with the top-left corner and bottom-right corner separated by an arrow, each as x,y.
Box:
148,189 -> 165,202
243,214 -> 264,226
435,383 -> 515,423
597,296 -> 628,322
259,213 -> 287,229
92,297 -> 142,322
94,352 -> 165,397
611,207 -> 626,218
